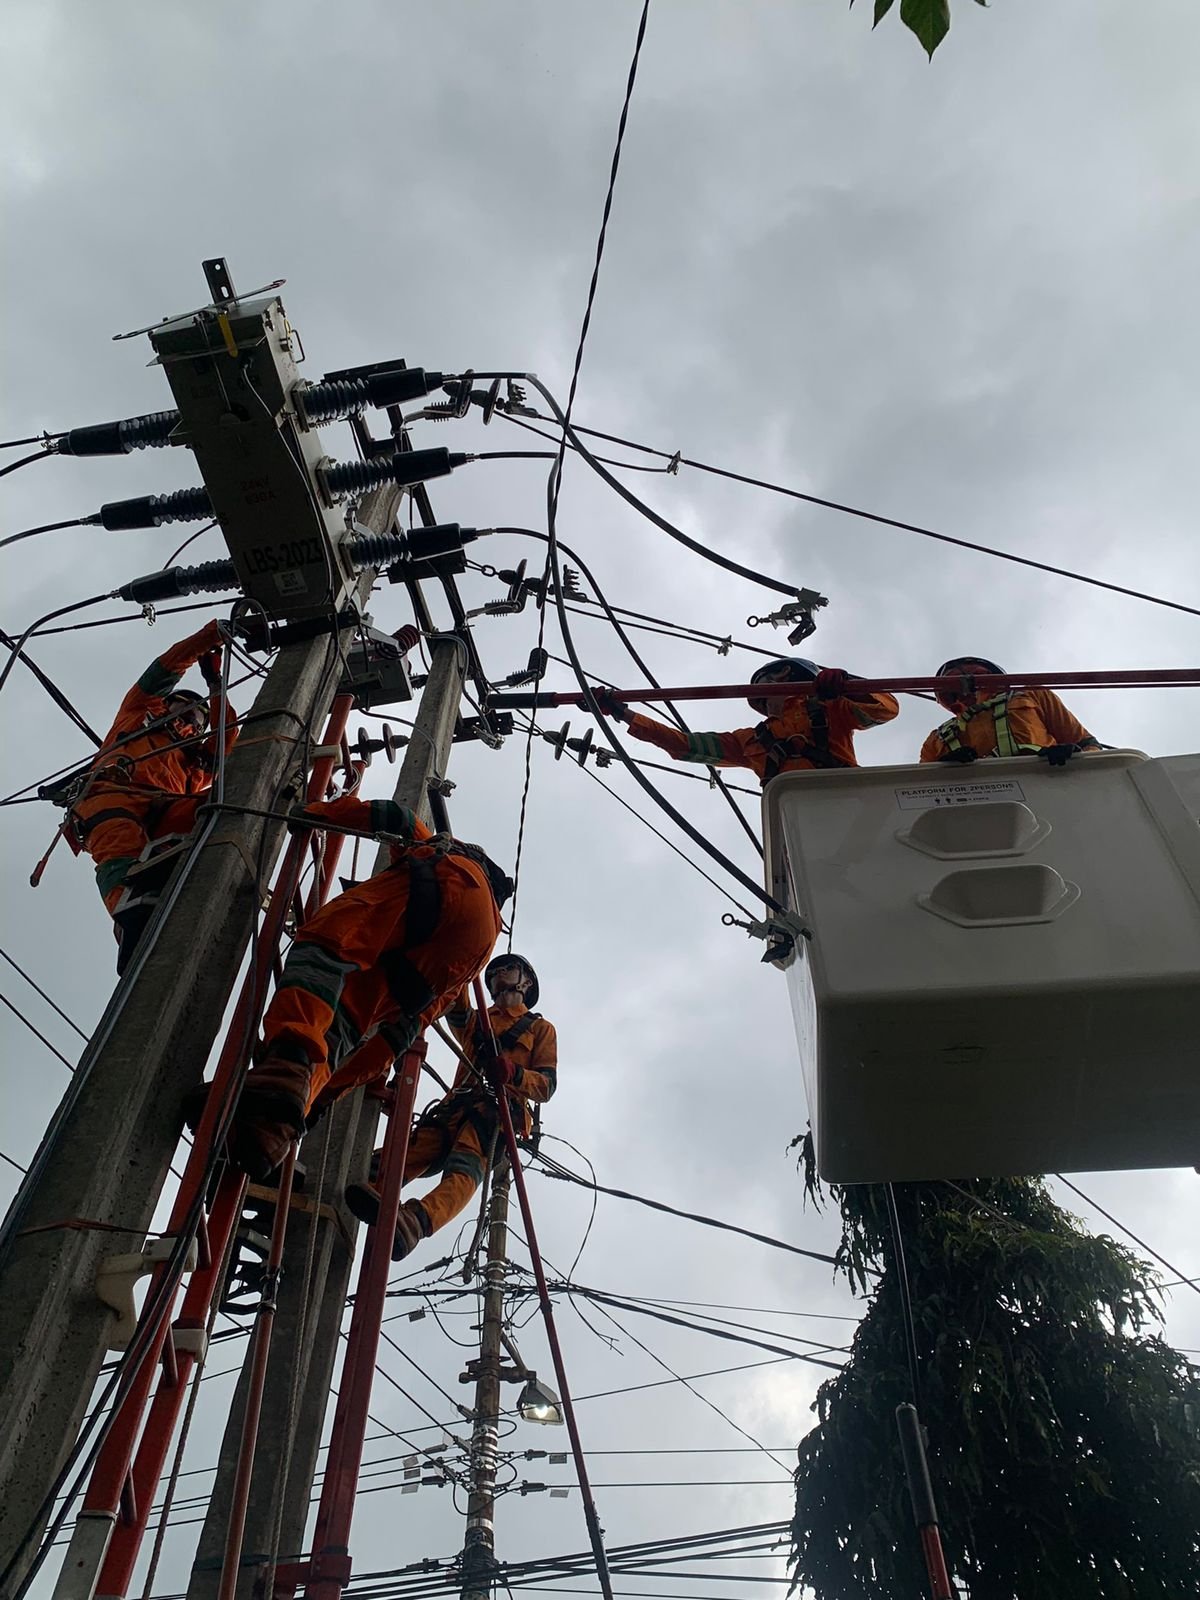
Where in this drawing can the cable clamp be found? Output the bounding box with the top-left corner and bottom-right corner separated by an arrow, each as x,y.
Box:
666,450 -> 681,475
745,588 -> 829,644
141,603 -> 157,627
722,908 -> 811,968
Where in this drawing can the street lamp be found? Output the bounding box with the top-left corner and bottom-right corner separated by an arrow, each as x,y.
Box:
517,1374 -> 563,1427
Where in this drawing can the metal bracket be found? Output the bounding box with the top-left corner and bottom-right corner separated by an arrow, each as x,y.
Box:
746,588 -> 829,645
721,908 -> 811,970
96,1235 -> 200,1351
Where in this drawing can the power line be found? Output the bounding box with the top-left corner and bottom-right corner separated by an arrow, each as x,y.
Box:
0,1147 -> 29,1175
0,450 -> 54,482
0,629 -> 103,746
0,990 -> 79,1076
498,527 -> 763,858
0,948 -> 89,1041
532,1151 -> 844,1269
0,516 -> 90,551
516,712 -> 754,916
509,0 -> 651,967
504,407 -> 1200,621
1055,1175 -> 1200,1299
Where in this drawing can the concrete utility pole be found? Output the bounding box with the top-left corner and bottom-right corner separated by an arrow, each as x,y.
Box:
0,483 -> 403,1594
188,636 -> 468,1600
459,1162 -> 512,1600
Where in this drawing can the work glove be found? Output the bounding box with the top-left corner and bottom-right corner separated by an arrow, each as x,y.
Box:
392,624 -> 422,655
1039,742 -> 1080,767
286,805 -> 319,836
486,1054 -> 520,1091
938,747 -> 978,765
199,650 -> 223,692
813,667 -> 849,701
590,686 -> 630,722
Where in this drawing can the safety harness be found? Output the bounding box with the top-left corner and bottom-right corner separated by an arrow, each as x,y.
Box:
416,1012 -> 544,1160
754,699 -> 842,784
936,692 -> 1043,759
378,837 -> 514,1021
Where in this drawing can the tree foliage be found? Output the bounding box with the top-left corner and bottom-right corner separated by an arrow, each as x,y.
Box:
788,1167 -> 1200,1598
856,0 -> 990,59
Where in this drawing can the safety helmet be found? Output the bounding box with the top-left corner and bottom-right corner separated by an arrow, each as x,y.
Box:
748,657 -> 820,714
935,656 -> 1005,679
934,657 -> 1006,711
485,953 -> 539,1008
165,689 -> 209,732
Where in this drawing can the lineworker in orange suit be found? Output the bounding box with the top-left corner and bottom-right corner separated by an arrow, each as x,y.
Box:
69,619 -> 237,971
225,793 -> 511,1183
342,953 -> 557,1260
592,657 -> 899,784
920,656 -> 1101,766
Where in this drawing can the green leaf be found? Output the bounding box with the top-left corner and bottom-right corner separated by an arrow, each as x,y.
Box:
899,0 -> 951,56
874,0 -> 897,25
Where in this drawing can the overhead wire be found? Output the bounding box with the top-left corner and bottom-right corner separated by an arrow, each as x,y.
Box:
0,449 -> 55,481
1054,1175 -> 1200,1299
0,516 -> 90,551
512,710 -> 753,917
502,407 -> 786,915
495,528 -> 762,856
0,953 -> 85,1046
0,989 -> 80,1076
501,406 -> 1200,621
507,0 -> 651,960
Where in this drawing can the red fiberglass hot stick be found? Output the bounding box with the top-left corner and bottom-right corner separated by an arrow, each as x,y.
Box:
489,667 -> 1200,711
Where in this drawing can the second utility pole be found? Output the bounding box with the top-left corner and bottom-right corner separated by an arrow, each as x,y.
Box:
459,1161 -> 512,1600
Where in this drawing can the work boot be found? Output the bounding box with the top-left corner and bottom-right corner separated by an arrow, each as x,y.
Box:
344,1184 -> 430,1261
113,902 -> 156,976
228,1055 -> 313,1182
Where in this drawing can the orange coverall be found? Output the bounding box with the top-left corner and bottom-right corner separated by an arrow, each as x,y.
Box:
249,795 -> 505,1120
71,620 -> 237,913
389,993 -> 558,1237
624,688 -> 900,784
920,690 -> 1099,763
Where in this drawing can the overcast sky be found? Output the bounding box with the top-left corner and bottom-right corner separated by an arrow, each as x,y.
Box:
3,2 -> 1199,1596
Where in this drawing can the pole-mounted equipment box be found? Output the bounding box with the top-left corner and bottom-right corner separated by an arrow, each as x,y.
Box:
764,751 -> 1200,1182
149,284 -> 352,621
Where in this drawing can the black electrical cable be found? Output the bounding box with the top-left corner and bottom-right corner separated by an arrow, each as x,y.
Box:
531,1151 -> 844,1268
524,379 -> 804,600
513,711 -> 753,916
164,519 -> 217,569
552,1282 -> 846,1373
1,433 -> 63,450
0,1147 -> 28,1175
0,517 -> 90,552
505,406 -> 1200,623
884,1183 -> 922,1410
0,594 -> 109,698
564,1292 -> 799,1475
496,529 -> 762,857
1054,1175 -> 1200,1299
0,990 -> 79,1076
0,450 -> 54,481
0,628 -> 103,745
0,948 -> 89,1041
509,0 -> 650,971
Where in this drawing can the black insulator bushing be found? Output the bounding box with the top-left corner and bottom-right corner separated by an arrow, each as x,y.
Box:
98,486 -> 214,530
321,447 -> 461,498
115,558 -> 238,604
344,531 -> 407,567
58,409 -> 180,457
298,368 -> 445,426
